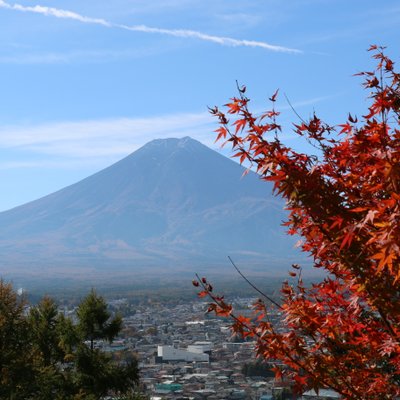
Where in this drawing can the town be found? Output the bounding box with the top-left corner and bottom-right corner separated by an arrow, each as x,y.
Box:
64,295 -> 341,400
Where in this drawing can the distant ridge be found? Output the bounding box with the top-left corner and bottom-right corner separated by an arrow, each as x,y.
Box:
0,137 -> 302,280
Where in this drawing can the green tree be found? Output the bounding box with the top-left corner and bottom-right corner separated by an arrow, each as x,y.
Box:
73,289 -> 139,398
242,361 -> 275,378
28,296 -> 74,399
74,345 -> 139,398
0,281 -> 140,399
56,312 -> 80,361
0,279 -> 34,399
77,289 -> 122,351
29,296 -> 62,366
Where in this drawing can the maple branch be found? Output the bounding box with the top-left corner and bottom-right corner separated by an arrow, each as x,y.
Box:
227,256 -> 282,309
193,275 -> 357,398
283,92 -> 307,124
194,273 -> 261,337
283,93 -> 323,152
303,209 -> 398,340
208,47 -> 400,398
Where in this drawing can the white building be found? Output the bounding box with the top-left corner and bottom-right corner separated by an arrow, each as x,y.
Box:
301,389 -> 341,399
157,345 -> 209,362
187,341 -> 213,354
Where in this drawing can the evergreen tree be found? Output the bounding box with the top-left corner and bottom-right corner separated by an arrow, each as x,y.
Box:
0,279 -> 34,399
0,281 -> 140,399
28,296 -> 72,399
73,289 -> 138,398
29,296 -> 61,366
77,289 -> 122,351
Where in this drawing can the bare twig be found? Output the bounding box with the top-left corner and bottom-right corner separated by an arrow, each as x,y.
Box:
227,256 -> 282,309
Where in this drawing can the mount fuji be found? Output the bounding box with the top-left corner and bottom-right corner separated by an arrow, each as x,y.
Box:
0,137 -> 302,281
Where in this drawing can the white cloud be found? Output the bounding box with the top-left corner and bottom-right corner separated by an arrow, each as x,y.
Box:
0,160 -> 46,170
0,0 -> 302,53
0,112 -> 216,159
0,93 -> 331,168
0,47 -> 167,64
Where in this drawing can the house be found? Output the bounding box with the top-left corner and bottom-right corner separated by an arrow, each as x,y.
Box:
301,389 -> 341,399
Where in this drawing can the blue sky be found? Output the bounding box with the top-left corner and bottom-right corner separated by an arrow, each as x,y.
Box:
0,0 -> 399,211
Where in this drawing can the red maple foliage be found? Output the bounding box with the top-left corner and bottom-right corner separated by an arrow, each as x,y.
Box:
194,46 -> 400,399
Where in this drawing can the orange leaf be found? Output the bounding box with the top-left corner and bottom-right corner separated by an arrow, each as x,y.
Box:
233,118 -> 247,133
269,89 -> 279,102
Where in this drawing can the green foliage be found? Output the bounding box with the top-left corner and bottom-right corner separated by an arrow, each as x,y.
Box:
77,289 -> 122,351
73,345 -> 139,398
57,312 -> 81,360
0,279 -> 140,400
0,279 -> 35,399
242,361 -> 275,378
29,296 -> 62,366
116,391 -> 150,400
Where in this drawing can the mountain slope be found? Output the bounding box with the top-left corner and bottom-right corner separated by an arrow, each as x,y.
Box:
0,137 -> 301,276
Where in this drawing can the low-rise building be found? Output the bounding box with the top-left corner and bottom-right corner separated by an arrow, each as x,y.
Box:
301,389 -> 341,399
157,345 -> 209,363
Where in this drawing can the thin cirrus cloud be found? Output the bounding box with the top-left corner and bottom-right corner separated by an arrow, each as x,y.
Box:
0,94 -> 331,169
0,47 -> 170,64
0,112 -> 216,162
0,0 -> 302,54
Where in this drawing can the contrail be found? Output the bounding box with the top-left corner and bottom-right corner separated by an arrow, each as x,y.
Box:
0,0 -> 302,54
119,24 -> 301,53
0,1 -> 111,26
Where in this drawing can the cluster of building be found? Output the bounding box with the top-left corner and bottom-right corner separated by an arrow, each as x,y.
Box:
100,297 -> 342,400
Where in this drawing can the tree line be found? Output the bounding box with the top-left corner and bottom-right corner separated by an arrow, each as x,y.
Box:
0,279 -> 142,399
